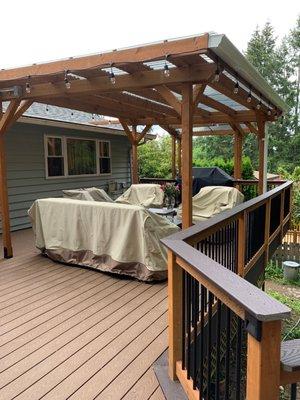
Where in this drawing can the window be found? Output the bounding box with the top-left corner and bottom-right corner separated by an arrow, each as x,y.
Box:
45,135 -> 112,178
99,141 -> 111,174
67,138 -> 97,175
46,137 -> 64,177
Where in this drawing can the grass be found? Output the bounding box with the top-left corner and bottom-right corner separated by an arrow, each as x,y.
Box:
267,290 -> 300,340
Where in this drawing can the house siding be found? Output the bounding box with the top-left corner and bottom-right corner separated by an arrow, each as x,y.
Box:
5,122 -> 131,231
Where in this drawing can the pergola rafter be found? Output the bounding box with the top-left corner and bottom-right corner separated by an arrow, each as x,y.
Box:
0,32 -> 287,257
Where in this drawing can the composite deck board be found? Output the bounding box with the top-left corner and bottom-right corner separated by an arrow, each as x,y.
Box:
0,253 -> 168,400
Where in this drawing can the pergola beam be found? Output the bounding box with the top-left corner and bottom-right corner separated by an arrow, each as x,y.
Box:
0,100 -> 21,135
119,121 -> 152,184
1,64 -> 216,102
0,34 -> 209,82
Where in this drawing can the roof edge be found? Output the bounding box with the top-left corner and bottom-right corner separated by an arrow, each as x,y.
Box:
208,34 -> 288,112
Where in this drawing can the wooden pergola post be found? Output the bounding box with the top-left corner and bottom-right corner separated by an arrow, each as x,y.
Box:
171,135 -> 176,179
257,116 -> 266,195
131,125 -> 139,184
181,83 -> 193,229
177,138 -> 181,177
0,100 -> 31,258
234,132 -> 243,180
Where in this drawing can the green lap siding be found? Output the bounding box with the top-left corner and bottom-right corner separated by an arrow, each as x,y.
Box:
4,122 -> 131,231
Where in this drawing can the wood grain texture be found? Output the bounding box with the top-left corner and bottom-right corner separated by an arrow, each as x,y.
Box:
246,320 -> 281,400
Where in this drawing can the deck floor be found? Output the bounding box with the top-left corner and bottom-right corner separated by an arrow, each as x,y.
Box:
0,253 -> 167,399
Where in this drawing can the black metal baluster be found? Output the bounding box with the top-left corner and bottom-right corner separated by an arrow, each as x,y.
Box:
192,280 -> 199,389
199,285 -> 205,398
235,317 -> 242,400
187,273 -> 191,379
225,307 -> 231,400
291,383 -> 297,400
182,269 -> 186,370
215,300 -> 222,400
207,292 -> 213,400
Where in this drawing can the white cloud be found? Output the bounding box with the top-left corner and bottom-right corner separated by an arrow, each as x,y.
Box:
1,0 -> 299,69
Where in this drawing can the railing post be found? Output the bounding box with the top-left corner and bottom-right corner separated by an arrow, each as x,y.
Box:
246,320 -> 281,400
167,249 -> 183,380
264,199 -> 271,267
237,212 -> 246,276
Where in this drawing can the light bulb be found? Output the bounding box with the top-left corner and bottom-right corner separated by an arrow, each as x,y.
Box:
214,70 -> 220,82
110,72 -> 116,84
65,79 -> 71,89
267,109 -> 272,116
164,64 -> 170,77
233,82 -> 239,94
25,82 -> 31,94
256,101 -> 261,110
247,93 -> 252,103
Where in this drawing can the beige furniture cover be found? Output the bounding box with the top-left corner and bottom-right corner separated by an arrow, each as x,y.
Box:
28,198 -> 179,281
177,186 -> 244,222
63,187 -> 113,202
116,184 -> 164,208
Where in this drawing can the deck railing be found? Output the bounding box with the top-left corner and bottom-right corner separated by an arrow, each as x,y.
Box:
162,181 -> 294,400
233,179 -> 286,200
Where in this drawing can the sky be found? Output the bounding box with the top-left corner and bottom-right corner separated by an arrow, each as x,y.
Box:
1,0 -> 299,70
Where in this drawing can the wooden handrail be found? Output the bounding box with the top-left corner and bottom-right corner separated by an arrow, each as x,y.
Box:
163,240 -> 290,322
233,179 -> 286,186
162,180 -> 294,400
164,180 -> 292,244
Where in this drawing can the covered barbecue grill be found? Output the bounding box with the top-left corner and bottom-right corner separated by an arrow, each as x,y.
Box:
192,167 -> 234,196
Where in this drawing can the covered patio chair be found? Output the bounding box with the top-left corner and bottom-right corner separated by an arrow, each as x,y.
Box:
177,186 -> 244,222
115,184 -> 164,208
63,187 -> 113,202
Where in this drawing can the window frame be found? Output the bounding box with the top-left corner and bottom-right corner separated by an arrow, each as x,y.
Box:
44,135 -> 112,179
98,140 -> 112,175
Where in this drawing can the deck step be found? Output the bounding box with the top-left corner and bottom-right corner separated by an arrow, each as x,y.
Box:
153,350 -> 187,400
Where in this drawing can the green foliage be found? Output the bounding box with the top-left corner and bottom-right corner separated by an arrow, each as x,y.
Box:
267,290 -> 300,340
277,166 -> 300,226
245,19 -> 300,172
138,135 -> 173,178
193,156 -> 254,180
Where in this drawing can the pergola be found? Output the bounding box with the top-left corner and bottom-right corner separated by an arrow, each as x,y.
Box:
0,32 -> 286,258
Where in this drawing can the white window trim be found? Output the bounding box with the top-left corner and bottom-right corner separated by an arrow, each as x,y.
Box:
44,135 -> 112,179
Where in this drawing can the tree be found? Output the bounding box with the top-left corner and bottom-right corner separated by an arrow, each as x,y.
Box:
138,135 -> 173,178
245,19 -> 300,172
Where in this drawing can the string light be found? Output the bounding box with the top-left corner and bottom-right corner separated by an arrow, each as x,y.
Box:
164,55 -> 170,77
213,61 -> 220,83
109,64 -> 116,84
247,87 -> 252,103
267,102 -> 272,116
64,70 -> 71,89
25,76 -> 31,94
256,99 -> 262,110
233,81 -> 239,94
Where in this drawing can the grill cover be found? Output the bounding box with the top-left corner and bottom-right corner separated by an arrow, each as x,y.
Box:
192,167 -> 234,196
